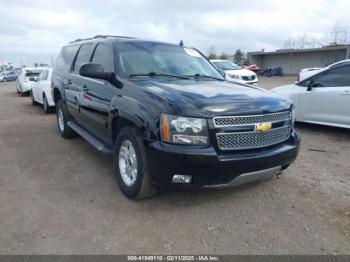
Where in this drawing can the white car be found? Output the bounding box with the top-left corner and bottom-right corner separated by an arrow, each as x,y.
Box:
16,67 -> 46,95
298,59 -> 350,81
299,67 -> 322,81
30,68 -> 55,113
211,59 -> 258,85
272,61 -> 350,129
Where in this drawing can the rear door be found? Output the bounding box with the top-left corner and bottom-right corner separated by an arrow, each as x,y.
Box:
299,65 -> 350,127
66,43 -> 94,124
78,43 -> 115,144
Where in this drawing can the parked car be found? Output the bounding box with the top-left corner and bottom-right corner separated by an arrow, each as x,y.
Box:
30,68 -> 55,113
211,60 -> 258,85
298,59 -> 350,81
0,71 -> 18,82
242,64 -> 261,73
16,67 -> 45,95
260,67 -> 284,77
52,35 -> 299,199
299,67 -> 322,81
272,60 -> 350,129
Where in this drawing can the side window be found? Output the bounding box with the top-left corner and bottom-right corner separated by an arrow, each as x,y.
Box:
73,44 -> 93,73
313,65 -> 350,87
55,45 -> 79,72
91,44 -> 113,72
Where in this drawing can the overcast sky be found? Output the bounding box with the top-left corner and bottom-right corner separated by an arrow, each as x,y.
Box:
0,0 -> 349,66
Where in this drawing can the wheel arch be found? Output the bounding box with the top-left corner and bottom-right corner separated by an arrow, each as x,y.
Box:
53,88 -> 62,104
110,110 -> 154,145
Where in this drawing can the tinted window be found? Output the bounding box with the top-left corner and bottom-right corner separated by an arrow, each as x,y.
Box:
73,44 -> 93,73
55,45 -> 80,72
25,71 -> 42,77
116,42 -> 223,79
213,61 -> 240,70
91,44 -> 113,72
313,65 -> 350,87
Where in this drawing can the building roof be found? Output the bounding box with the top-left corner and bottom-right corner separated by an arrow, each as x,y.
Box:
248,45 -> 350,56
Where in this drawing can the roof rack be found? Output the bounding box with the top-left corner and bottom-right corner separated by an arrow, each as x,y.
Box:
69,35 -> 136,44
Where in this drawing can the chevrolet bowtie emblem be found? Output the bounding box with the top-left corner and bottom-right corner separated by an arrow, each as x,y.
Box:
255,122 -> 272,132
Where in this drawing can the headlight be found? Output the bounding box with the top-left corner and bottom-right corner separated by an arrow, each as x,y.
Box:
291,108 -> 296,128
228,74 -> 241,79
160,114 -> 209,145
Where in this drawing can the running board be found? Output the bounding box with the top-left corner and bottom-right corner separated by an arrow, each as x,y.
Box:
67,121 -> 114,155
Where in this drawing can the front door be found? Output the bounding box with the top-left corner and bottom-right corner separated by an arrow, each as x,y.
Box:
77,43 -> 115,145
299,64 -> 350,127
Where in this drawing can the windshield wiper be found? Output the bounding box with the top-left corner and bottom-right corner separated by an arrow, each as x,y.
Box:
184,74 -> 224,81
129,72 -> 190,80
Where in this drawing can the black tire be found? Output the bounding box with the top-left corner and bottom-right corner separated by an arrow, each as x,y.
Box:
31,91 -> 39,106
56,100 -> 77,138
43,94 -> 52,113
114,127 -> 157,199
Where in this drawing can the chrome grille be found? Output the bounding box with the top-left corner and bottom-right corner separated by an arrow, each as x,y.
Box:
216,125 -> 291,150
214,111 -> 291,127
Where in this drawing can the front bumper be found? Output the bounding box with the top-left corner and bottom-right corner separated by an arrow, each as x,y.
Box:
145,131 -> 300,190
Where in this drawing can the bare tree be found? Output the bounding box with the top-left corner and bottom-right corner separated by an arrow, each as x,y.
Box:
283,22 -> 349,50
326,22 -> 348,45
207,46 -> 217,60
219,52 -> 229,60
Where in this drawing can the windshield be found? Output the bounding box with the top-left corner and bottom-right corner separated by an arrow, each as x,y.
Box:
116,42 -> 223,80
213,61 -> 241,70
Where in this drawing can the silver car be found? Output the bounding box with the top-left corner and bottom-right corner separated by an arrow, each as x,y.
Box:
272,61 -> 350,129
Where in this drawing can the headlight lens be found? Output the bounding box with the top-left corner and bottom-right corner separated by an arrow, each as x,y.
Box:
161,114 -> 209,145
291,108 -> 296,128
228,74 -> 241,79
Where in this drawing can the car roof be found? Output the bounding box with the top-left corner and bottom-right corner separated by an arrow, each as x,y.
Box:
66,35 -> 181,48
328,59 -> 350,69
23,67 -> 48,71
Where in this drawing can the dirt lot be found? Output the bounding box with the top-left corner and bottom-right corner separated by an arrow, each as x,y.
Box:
0,77 -> 349,255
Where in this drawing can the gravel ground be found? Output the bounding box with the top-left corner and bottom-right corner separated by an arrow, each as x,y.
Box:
0,79 -> 349,255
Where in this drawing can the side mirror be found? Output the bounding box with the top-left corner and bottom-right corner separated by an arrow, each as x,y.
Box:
79,63 -> 112,81
306,80 -> 313,91
29,77 -> 37,82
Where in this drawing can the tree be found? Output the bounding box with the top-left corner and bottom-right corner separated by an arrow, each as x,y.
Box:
283,22 -> 349,50
233,49 -> 245,64
219,52 -> 228,60
326,22 -> 348,45
207,46 -> 217,60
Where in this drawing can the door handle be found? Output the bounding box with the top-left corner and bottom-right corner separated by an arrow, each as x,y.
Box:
67,80 -> 72,85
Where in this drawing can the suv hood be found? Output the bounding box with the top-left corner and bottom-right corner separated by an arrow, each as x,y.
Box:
139,79 -> 292,117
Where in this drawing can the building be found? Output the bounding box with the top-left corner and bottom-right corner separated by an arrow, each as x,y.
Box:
248,45 -> 350,75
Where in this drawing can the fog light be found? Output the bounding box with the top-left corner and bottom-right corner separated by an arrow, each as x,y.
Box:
172,174 -> 192,184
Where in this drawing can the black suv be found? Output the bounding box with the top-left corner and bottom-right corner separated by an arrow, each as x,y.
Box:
52,35 -> 300,199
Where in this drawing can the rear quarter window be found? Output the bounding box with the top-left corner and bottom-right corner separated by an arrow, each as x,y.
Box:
55,45 -> 80,72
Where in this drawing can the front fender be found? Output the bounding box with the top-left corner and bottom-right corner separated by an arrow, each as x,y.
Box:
110,95 -> 159,141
